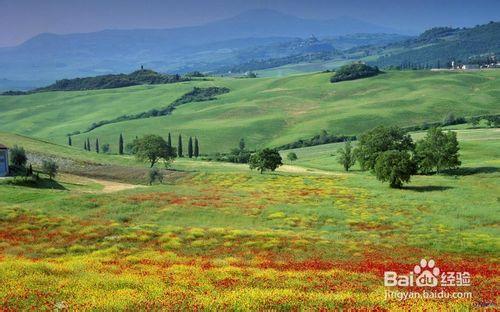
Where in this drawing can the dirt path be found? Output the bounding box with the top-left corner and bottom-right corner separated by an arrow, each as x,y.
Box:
277,165 -> 342,176
61,174 -> 144,193
87,177 -> 144,193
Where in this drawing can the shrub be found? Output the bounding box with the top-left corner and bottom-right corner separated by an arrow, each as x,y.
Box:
442,112 -> 466,126
10,145 -> 27,167
287,152 -> 298,163
102,143 -> 110,154
42,159 -> 58,180
148,167 -> 164,185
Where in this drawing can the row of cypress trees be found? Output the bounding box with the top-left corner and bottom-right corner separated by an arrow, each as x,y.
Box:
69,133 -> 199,157
168,133 -> 199,158
81,137 -> 99,153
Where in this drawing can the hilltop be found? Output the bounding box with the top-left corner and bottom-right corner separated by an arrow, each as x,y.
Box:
2,69 -> 190,94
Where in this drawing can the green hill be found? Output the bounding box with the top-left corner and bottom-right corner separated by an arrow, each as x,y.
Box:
1,69 -> 190,94
373,22 -> 500,68
0,70 -> 499,154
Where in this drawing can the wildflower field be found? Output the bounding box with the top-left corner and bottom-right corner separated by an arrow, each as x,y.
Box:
0,129 -> 499,310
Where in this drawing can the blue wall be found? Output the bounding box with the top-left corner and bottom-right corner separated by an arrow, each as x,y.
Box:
0,150 -> 8,176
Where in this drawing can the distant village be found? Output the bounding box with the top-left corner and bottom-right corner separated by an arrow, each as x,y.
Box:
432,55 -> 500,71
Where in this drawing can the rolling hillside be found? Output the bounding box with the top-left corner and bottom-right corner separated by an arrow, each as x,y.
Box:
1,70 -> 499,154
223,22 -> 500,76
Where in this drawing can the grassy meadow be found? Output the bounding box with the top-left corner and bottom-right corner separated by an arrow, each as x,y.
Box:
0,126 -> 498,309
1,70 -> 499,154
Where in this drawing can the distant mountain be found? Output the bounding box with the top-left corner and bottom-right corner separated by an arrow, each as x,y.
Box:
198,9 -> 400,39
0,9 -> 401,88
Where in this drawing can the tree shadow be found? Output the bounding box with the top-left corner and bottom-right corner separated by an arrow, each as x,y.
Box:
7,178 -> 67,190
403,185 -> 454,192
441,167 -> 500,176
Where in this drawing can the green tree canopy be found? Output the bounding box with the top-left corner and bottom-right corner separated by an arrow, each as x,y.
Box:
355,126 -> 414,170
374,150 -> 416,188
287,152 -> 298,163
330,63 -> 381,83
337,141 -> 356,171
131,135 -> 176,167
415,127 -> 461,174
42,159 -> 59,180
249,148 -> 283,173
10,145 -> 27,167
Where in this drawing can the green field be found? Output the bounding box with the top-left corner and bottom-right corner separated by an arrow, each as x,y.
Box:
0,127 -> 498,309
1,70 -> 499,154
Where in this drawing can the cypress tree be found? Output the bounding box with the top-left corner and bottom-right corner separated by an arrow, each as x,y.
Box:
194,137 -> 199,158
239,138 -> 245,150
95,138 -> 100,153
119,133 -> 124,155
167,132 -> 172,148
87,138 -> 91,151
178,135 -> 183,157
84,141 -> 87,151
68,136 -> 72,146
188,137 -> 193,158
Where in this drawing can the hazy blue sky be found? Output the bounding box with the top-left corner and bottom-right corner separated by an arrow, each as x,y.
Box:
1,0 -> 499,47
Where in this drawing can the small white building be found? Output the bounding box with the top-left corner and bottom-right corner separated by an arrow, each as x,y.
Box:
0,144 -> 9,177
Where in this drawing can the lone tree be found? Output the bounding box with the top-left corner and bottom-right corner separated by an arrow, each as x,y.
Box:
337,141 -> 356,171
194,137 -> 199,158
188,137 -> 193,158
95,138 -> 100,153
131,134 -> 176,167
10,145 -> 27,167
249,148 -> 283,173
42,159 -> 58,180
354,125 -> 414,171
119,133 -> 124,155
177,135 -> 183,157
68,136 -> 72,146
167,133 -> 172,148
287,152 -> 298,164
374,150 -> 416,188
415,127 -> 461,174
